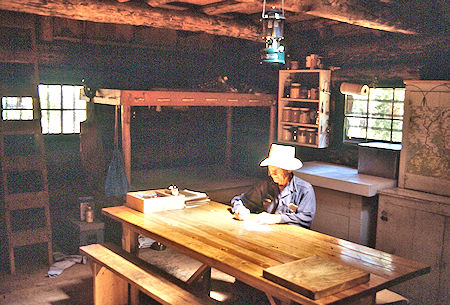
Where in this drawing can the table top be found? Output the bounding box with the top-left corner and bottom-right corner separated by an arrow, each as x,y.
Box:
102,202 -> 429,305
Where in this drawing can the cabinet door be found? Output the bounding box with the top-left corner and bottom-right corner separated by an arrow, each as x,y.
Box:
376,195 -> 445,304
399,80 -> 450,196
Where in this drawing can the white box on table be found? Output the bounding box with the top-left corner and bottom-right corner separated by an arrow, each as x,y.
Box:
126,189 -> 186,213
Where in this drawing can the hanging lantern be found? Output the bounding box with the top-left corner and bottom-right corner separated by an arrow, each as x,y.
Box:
261,0 -> 285,64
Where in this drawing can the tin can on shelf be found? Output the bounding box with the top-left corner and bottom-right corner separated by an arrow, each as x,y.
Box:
305,128 -> 317,145
85,206 -> 94,223
281,125 -> 293,141
290,61 -> 299,70
297,128 -> 307,144
298,108 -> 310,124
282,107 -> 293,122
290,108 -> 301,123
290,83 -> 301,98
299,87 -> 309,98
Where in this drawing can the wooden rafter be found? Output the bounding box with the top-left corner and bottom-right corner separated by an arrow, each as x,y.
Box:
0,0 -> 421,40
0,0 -> 262,41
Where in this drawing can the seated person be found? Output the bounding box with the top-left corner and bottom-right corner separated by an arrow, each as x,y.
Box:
231,143 -> 316,228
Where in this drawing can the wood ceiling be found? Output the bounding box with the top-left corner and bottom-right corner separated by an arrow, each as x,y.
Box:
0,0 -> 446,41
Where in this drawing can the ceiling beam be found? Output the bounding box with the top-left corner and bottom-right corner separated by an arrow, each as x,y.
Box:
0,0 -> 262,41
285,0 -> 416,34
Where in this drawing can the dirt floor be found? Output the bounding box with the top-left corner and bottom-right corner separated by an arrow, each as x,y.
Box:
0,244 -> 270,305
0,165 -> 267,305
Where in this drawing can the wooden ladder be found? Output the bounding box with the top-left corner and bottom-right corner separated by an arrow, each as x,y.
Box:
0,11 -> 52,274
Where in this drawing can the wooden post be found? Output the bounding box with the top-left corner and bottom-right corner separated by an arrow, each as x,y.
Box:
225,107 -> 232,170
269,102 -> 276,145
121,105 -> 131,184
121,224 -> 139,305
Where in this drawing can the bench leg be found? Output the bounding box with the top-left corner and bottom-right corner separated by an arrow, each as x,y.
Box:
130,285 -> 140,305
186,263 -> 211,296
93,263 -> 128,305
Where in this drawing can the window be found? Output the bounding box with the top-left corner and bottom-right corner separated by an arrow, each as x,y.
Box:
344,88 -> 405,143
39,85 -> 86,134
2,85 -> 87,134
1,97 -> 34,120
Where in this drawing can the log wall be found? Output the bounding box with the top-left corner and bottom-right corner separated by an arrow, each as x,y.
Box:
1,10 -> 448,177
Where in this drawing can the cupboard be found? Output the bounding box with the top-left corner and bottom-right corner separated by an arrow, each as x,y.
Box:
376,188 -> 449,305
277,69 -> 331,148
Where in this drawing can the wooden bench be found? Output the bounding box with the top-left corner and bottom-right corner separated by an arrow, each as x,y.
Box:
376,289 -> 409,305
80,243 -> 215,305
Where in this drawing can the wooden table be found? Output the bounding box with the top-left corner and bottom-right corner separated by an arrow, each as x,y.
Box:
102,202 -> 429,305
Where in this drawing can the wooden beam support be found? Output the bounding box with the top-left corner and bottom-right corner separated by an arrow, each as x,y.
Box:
0,0 -> 261,41
285,0 -> 417,34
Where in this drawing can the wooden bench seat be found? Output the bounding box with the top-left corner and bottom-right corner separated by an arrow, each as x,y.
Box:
376,289 -> 409,305
80,243 -> 215,305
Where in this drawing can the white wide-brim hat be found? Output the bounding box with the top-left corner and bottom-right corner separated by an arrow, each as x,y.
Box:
259,143 -> 303,171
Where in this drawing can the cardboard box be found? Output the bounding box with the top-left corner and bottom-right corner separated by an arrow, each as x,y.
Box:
126,189 -> 186,213
358,142 -> 401,179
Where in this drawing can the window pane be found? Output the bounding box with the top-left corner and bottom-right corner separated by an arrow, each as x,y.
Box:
2,109 -> 33,120
392,120 -> 403,142
367,118 -> 392,141
2,97 -> 33,110
394,88 -> 405,101
62,110 -> 75,133
39,85 -> 61,109
62,85 -> 84,109
370,88 -> 394,100
345,117 -> 367,139
345,95 -> 367,116
368,99 -> 393,119
42,110 -> 61,134
75,95 -> 86,109
393,88 -> 405,120
369,88 -> 394,119
41,110 -> 49,133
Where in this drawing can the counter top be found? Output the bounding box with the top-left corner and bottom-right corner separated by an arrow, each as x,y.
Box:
294,161 -> 397,197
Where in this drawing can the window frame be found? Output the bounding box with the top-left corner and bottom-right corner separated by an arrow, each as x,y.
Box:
39,84 -> 87,135
343,87 -> 405,144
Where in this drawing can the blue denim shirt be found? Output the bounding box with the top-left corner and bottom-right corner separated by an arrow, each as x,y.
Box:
231,175 -> 316,228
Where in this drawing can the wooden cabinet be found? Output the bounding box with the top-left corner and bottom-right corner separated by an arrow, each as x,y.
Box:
376,188 -> 449,305
277,69 -> 330,148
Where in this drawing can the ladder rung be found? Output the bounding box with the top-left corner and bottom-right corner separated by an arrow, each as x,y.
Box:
3,191 -> 49,210
0,120 -> 41,134
10,227 -> 51,248
1,155 -> 46,171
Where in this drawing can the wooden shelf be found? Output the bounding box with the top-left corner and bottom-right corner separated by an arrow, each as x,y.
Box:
89,89 -> 277,184
277,69 -> 330,148
119,90 -> 276,107
280,121 -> 318,128
279,98 -> 319,103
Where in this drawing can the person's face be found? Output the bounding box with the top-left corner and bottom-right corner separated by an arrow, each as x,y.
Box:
268,166 -> 292,186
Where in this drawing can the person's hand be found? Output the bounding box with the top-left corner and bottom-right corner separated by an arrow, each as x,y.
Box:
253,212 -> 281,225
234,206 -> 250,221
